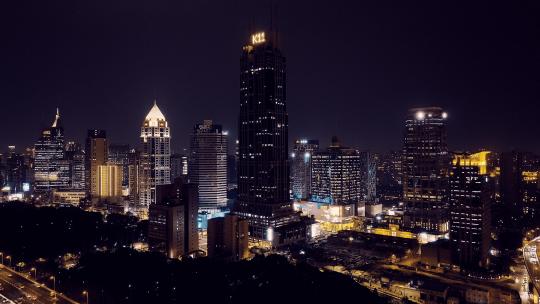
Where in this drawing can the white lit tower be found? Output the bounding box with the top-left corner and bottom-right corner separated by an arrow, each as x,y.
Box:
139,101 -> 171,209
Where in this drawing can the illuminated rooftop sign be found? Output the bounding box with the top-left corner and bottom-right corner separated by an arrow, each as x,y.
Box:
251,32 -> 266,45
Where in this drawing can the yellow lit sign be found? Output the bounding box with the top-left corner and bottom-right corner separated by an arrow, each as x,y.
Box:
251,32 -> 265,45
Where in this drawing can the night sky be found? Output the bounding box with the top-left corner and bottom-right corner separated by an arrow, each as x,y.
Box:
1,0 -> 538,153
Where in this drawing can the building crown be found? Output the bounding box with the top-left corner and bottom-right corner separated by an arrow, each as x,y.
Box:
144,100 -> 167,128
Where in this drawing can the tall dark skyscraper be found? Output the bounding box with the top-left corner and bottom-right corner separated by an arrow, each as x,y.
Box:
402,107 -> 450,236
235,31 -> 302,241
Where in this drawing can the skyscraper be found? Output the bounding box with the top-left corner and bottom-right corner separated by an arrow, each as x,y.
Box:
85,129 -> 108,198
290,139 -> 319,200
108,144 -> 131,189
65,141 -> 85,191
402,107 -> 449,235
359,151 -> 377,202
235,31 -> 306,242
34,109 -> 70,192
139,101 -> 171,208
170,153 -> 188,180
310,137 -> 361,205
188,120 -> 228,213
450,152 -> 491,270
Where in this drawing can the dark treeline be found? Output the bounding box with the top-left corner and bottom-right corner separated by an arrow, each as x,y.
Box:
0,203 -> 385,303
63,249 -> 385,304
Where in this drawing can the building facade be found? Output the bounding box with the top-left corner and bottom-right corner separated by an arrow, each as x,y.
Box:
148,178 -> 198,258
207,214 -> 249,261
108,144 -> 130,189
450,152 -> 491,270
290,139 -> 319,200
235,31 -> 302,241
65,141 -> 85,191
170,153 -> 188,180
34,109 -> 70,192
310,137 -> 361,205
139,101 -> 171,207
402,107 -> 450,235
85,129 -> 108,198
188,120 -> 228,213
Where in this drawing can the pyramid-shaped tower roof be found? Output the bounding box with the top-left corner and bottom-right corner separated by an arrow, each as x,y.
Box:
144,100 -> 167,127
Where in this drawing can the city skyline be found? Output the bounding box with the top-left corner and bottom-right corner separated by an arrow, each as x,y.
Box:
1,1 -> 539,153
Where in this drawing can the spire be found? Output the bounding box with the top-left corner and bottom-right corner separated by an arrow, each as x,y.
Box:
52,107 -> 60,128
144,100 -> 167,127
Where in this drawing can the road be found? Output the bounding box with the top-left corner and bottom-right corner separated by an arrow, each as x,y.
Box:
524,236 -> 540,300
0,265 -> 78,304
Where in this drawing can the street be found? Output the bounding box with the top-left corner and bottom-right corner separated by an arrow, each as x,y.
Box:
0,265 -> 77,304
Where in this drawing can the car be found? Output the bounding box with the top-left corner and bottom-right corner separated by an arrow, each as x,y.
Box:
7,274 -> 12,277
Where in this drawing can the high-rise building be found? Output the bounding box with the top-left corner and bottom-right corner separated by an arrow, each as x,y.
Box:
450,152 -> 491,270
170,153 -> 188,180
139,101 -> 171,207
97,164 -> 123,199
290,139 -> 319,200
189,120 -> 228,213
108,144 -> 130,188
148,177 -> 198,258
65,141 -> 85,191
376,151 -> 403,204
4,146 -> 29,194
34,109 -> 70,192
310,137 -> 361,205
235,31 -> 307,242
207,214 -> 249,261
402,107 -> 450,235
127,149 -> 140,205
359,151 -> 377,202
85,129 -> 108,198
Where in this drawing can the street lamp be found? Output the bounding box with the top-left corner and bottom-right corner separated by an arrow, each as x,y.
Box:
82,290 -> 89,304
49,276 -> 56,299
6,256 -> 11,267
0,252 -> 3,265
30,267 -> 36,280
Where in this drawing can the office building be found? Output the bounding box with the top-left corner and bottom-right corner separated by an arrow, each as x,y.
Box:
4,146 -> 29,194
290,139 -> 319,200
139,101 -> 171,207
108,144 -> 130,188
235,31 -> 308,243
310,136 -> 361,205
376,150 -> 403,204
359,151 -> 377,202
148,178 -> 198,258
450,152 -> 491,270
97,164 -> 123,199
127,149 -> 140,205
189,120 -> 228,212
34,109 -> 70,192
65,141 -> 85,191
207,214 -> 249,261
85,129 -> 108,197
402,107 -> 450,235
171,153 -> 188,180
